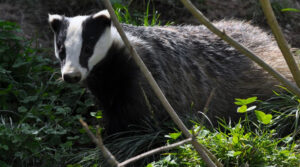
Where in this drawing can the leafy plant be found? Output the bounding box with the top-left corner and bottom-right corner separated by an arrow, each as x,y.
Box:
150,94 -> 300,167
0,20 -> 94,166
150,121 -> 300,167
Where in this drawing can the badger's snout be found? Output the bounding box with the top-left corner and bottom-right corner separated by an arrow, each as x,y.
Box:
63,72 -> 81,83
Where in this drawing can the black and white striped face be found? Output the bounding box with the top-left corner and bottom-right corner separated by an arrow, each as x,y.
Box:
48,10 -> 113,83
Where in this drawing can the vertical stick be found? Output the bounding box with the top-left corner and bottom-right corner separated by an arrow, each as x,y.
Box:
259,0 -> 300,88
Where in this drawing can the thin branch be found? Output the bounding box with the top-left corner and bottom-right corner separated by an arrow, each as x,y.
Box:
119,138 -> 192,167
179,0 -> 300,97
259,0 -> 300,87
79,118 -> 120,167
101,0 -> 219,167
192,88 -> 216,137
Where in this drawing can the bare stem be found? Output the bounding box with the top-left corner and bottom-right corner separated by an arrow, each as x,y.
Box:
179,0 -> 300,97
101,0 -> 219,166
259,0 -> 300,88
119,138 -> 192,167
79,119 -> 119,167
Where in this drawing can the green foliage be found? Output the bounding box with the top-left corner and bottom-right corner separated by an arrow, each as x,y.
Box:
150,94 -> 300,167
0,20 -> 94,166
150,122 -> 300,167
259,87 -> 300,138
113,1 -> 162,26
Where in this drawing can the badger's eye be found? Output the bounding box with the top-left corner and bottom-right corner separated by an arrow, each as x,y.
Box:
83,46 -> 93,55
58,45 -> 66,60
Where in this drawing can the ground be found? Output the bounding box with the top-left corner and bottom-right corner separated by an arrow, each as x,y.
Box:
0,0 -> 299,48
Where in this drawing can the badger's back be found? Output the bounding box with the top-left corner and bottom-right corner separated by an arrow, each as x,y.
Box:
121,20 -> 289,122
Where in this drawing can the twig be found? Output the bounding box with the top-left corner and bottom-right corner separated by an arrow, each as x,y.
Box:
79,118 -> 120,167
179,0 -> 300,97
259,0 -> 300,88
191,88 -> 216,138
199,88 -> 216,129
119,138 -> 192,167
101,0 -> 219,166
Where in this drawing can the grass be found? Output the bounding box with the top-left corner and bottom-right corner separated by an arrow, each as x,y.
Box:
113,0 -> 164,26
259,87 -> 300,138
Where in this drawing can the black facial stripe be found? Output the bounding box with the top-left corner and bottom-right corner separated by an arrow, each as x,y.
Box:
79,15 -> 111,69
55,18 -> 69,62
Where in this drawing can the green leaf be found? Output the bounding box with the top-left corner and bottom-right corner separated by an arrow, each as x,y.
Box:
226,151 -> 235,157
146,164 -> 154,167
12,60 -> 29,68
227,150 -> 242,157
0,144 -> 9,151
234,97 -> 257,105
237,105 -> 247,113
168,132 -> 182,140
21,96 -> 38,103
18,106 -> 28,113
233,151 -> 242,156
67,136 -> 80,140
232,135 -> 239,144
281,8 -> 300,12
255,110 -> 272,124
283,137 -> 293,144
90,110 -> 103,119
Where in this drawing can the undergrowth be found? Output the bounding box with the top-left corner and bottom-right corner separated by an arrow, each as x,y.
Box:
0,19 -> 93,167
149,95 -> 300,167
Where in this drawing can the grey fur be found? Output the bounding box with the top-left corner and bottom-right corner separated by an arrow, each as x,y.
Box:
119,20 -> 290,124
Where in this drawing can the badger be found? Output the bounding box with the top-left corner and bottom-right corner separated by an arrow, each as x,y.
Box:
48,10 -> 292,134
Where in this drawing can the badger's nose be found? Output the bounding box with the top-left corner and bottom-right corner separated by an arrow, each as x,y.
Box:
63,72 -> 81,83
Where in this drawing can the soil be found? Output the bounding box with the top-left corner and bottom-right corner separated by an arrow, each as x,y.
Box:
0,0 -> 299,48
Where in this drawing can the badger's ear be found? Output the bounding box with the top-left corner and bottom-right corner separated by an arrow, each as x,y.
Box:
48,14 -> 63,33
92,10 -> 111,26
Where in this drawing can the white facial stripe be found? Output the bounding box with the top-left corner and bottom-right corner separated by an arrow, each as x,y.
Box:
88,27 -> 113,70
93,10 -> 110,19
54,35 -> 59,59
62,16 -> 88,80
48,14 -> 62,23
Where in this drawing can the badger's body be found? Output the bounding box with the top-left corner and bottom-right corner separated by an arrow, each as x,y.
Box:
49,11 -> 291,134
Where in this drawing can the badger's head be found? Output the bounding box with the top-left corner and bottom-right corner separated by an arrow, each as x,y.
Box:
48,10 -> 114,83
